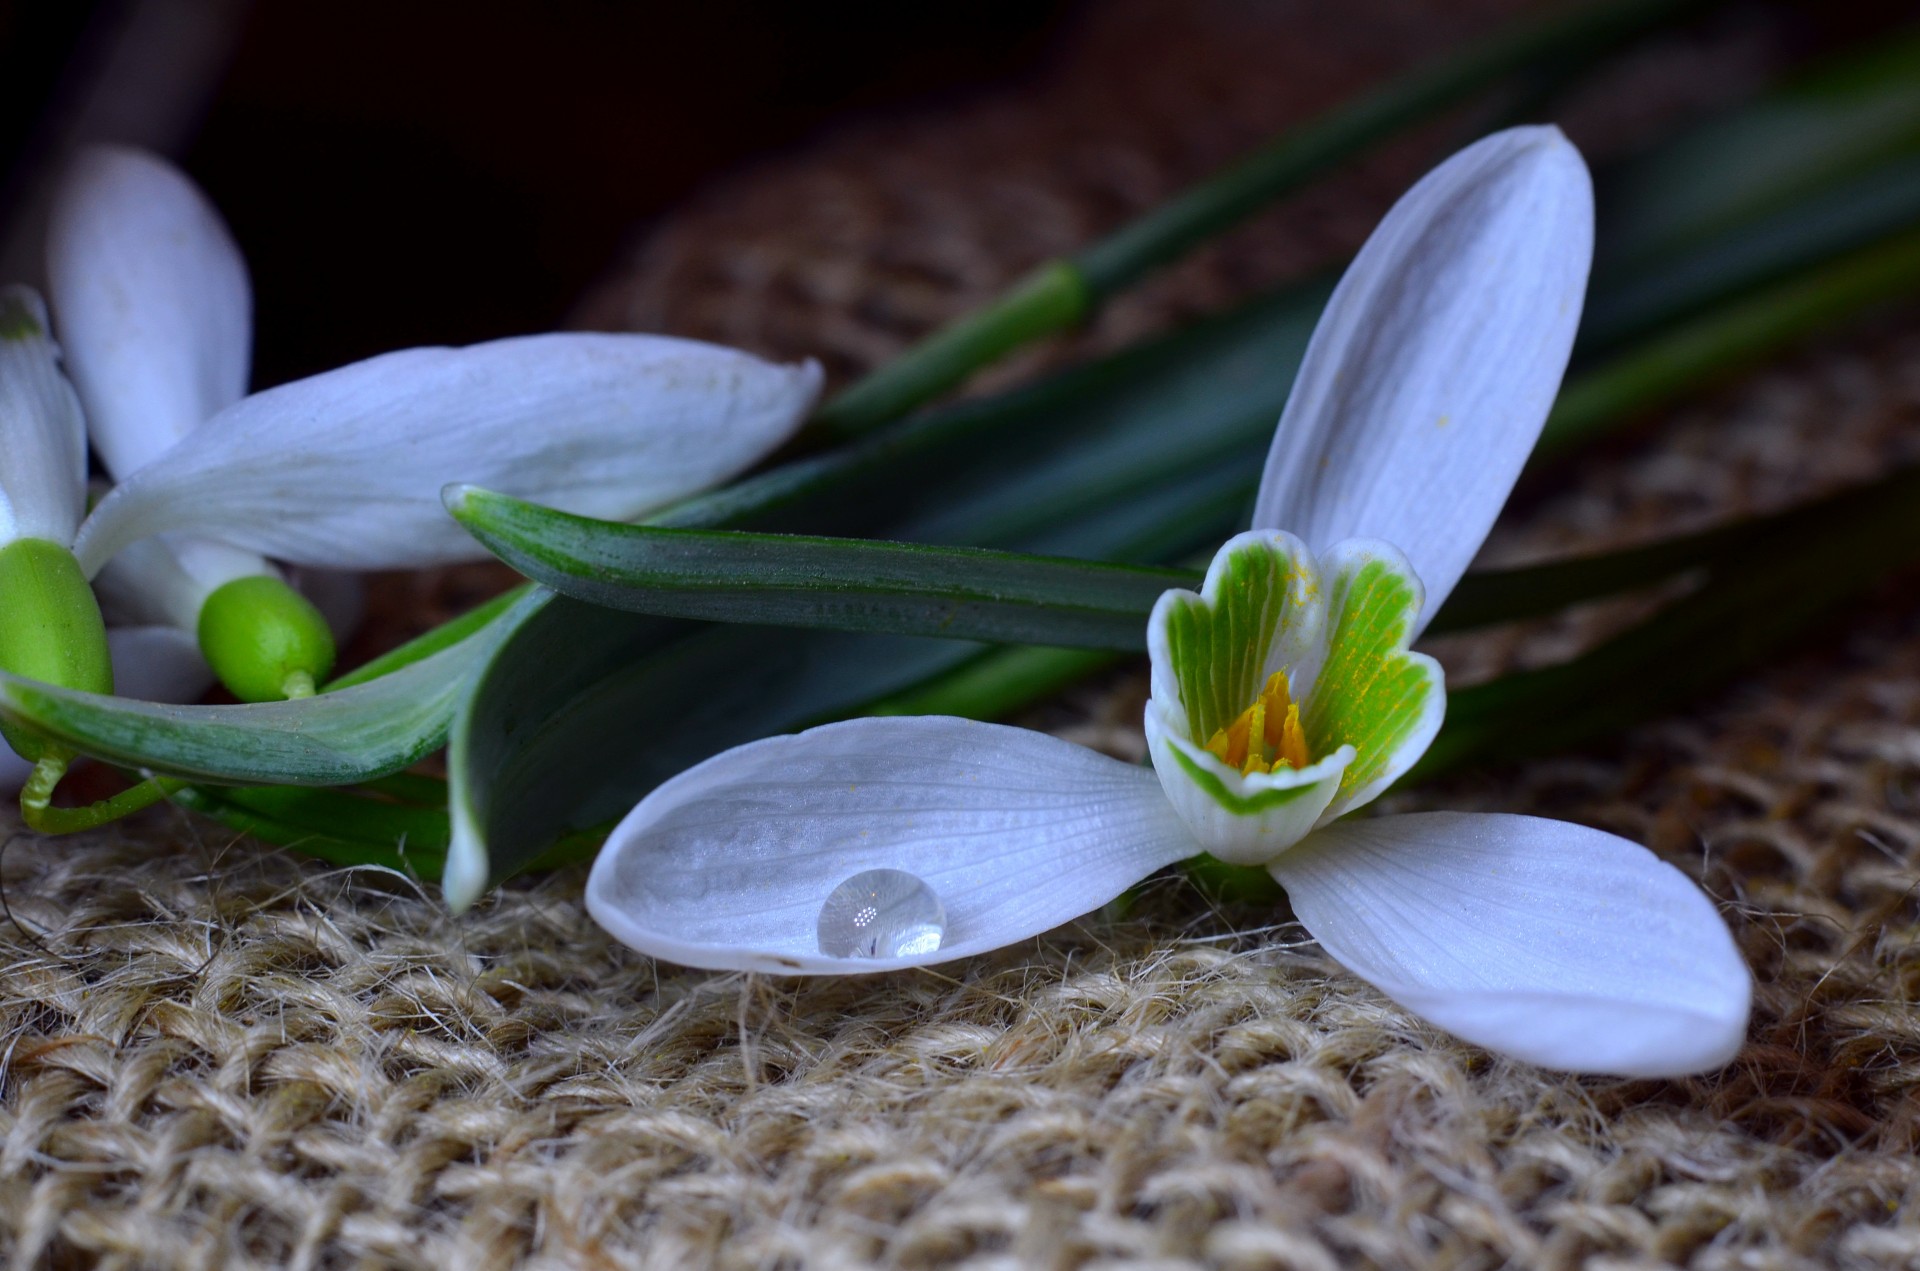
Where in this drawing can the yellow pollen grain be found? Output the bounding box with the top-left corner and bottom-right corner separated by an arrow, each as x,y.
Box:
1205,670 -> 1312,775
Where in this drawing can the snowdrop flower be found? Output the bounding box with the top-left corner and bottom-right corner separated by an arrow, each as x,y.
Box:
580,127 -> 1752,1078
44,145 -> 823,701
0,286 -> 213,787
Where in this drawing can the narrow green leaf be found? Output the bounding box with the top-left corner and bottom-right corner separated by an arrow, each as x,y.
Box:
171,784 -> 446,872
326,586 -> 527,690
863,647 -> 1124,720
1595,28 -> 1920,274
1541,227 -> 1920,459
449,486 -> 1191,651
1584,152 -> 1920,355
1416,463 -> 1920,778
324,30 -> 1920,716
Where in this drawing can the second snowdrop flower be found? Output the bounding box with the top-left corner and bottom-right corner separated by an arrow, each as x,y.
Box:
576,127 -> 1752,1079
46,146 -> 824,701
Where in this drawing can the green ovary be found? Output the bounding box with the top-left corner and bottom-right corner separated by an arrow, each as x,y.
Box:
0,538 -> 113,761
198,575 -> 336,702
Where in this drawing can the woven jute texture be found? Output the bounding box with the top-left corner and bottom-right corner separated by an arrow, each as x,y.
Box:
6,4 -> 1920,1268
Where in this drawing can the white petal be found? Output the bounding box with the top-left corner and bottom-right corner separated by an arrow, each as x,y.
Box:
1269,812 -> 1750,1077
1251,126 -> 1594,628
106,625 -> 214,703
46,145 -> 251,478
0,287 -> 87,545
583,716 -> 1199,974
72,335 -> 823,574
92,534 -> 271,631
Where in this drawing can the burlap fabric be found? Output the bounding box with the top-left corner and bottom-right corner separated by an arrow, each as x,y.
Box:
5,4 -> 1920,1267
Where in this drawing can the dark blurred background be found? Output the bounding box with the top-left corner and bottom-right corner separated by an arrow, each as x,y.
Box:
2,0 -> 1914,396
0,0 -> 1072,387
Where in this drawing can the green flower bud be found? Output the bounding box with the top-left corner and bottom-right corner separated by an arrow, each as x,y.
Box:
0,537 -> 113,762
197,575 -> 336,702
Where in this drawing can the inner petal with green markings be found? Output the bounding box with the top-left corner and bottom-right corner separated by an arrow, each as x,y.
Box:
1144,530 -> 1444,866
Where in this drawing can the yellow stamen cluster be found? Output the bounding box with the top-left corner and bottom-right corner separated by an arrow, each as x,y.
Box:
1204,670 -> 1312,776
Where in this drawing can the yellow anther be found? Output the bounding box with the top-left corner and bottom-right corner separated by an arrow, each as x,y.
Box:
1204,670 -> 1313,775
1273,702 -> 1309,770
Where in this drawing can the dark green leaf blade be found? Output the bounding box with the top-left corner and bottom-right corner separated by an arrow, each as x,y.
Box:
1418,463 -> 1920,777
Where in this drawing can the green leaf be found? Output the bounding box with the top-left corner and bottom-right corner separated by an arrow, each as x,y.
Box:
863,646 -> 1123,719
326,586 -> 527,690
0,591 -> 534,785
1594,29 -> 1920,276
172,784 -> 451,872
1415,463 -> 1920,778
1541,227 -> 1920,460
1583,152 -> 1920,354
449,486 -> 1191,651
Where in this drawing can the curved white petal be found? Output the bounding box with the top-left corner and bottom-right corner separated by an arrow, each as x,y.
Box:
106,624 -> 214,704
1269,812 -> 1751,1077
72,335 -> 823,574
585,716 -> 1199,974
0,287 -> 87,545
1251,126 -> 1594,629
46,145 -> 251,478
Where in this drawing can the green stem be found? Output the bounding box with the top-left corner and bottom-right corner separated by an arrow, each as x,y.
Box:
811,0 -> 1704,438
18,754 -> 66,823
19,750 -> 180,834
1074,0 -> 1699,297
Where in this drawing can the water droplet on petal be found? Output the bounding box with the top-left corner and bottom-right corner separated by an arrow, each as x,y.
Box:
816,868 -> 946,959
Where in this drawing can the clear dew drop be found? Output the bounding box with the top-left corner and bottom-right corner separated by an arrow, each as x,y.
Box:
816,868 -> 946,959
